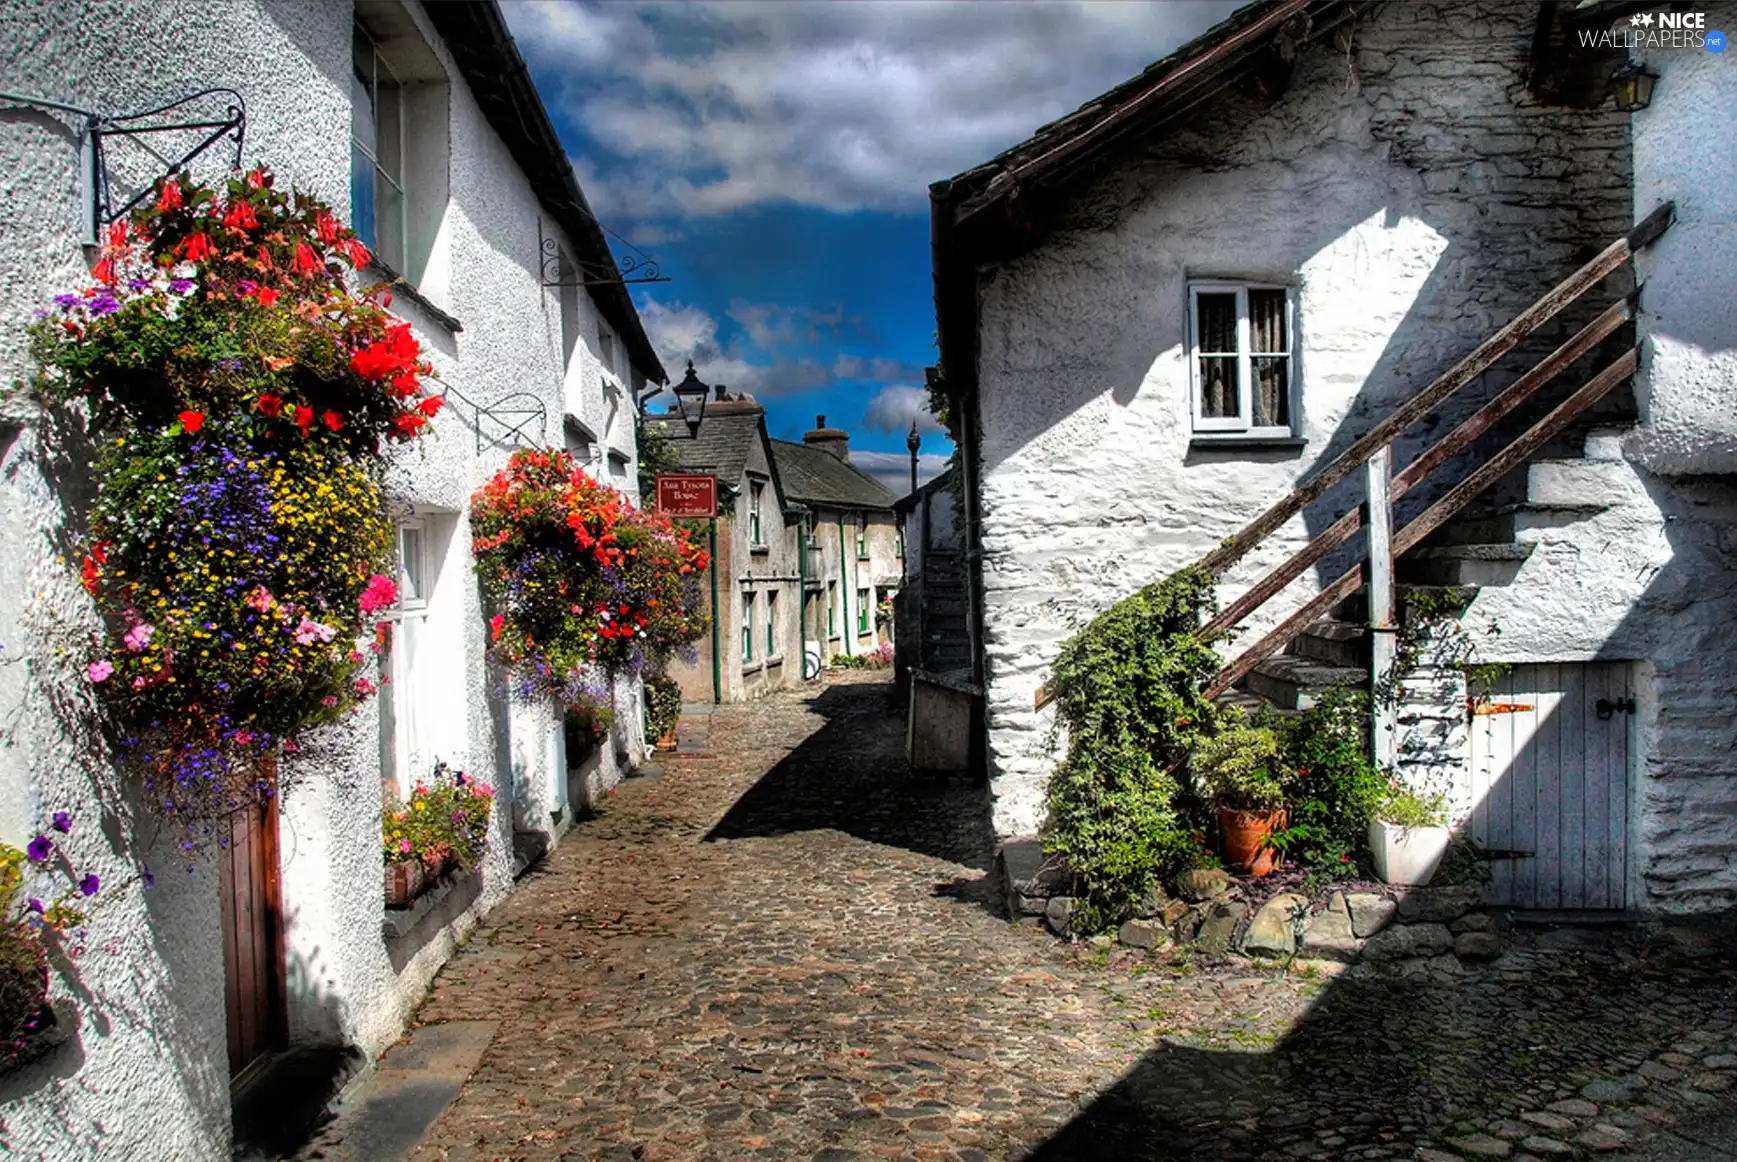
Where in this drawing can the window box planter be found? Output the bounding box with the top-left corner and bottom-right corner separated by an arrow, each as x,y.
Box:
384,859 -> 429,909
1368,819 -> 1451,887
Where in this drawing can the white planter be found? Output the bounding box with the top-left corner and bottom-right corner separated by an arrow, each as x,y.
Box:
1369,819 -> 1451,886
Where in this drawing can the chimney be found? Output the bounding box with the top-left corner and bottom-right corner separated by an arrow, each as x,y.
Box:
803,414 -> 850,462
713,383 -> 729,401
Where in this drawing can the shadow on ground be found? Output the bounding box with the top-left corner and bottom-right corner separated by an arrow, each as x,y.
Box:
703,679 -> 997,872
1022,920 -> 1737,1160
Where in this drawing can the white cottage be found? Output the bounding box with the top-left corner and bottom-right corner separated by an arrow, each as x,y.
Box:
932,0 -> 1737,914
0,1 -> 664,1155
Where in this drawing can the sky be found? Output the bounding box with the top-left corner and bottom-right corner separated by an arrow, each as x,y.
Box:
502,0 -> 1242,495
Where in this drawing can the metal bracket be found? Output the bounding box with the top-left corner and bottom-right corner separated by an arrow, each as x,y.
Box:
440,386 -> 547,453
538,219 -> 669,287
1595,695 -> 1636,720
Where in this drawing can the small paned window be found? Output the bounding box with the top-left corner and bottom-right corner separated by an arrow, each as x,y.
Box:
1188,281 -> 1296,437
749,482 -> 764,545
766,590 -> 778,657
742,593 -> 754,662
351,23 -> 406,273
857,588 -> 870,633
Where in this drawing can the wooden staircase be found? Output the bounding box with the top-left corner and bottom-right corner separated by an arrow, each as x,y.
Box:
913,549 -> 973,674
1196,206 -> 1674,741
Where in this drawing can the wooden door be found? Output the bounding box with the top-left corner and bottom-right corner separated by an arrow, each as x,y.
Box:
1469,662 -> 1631,910
218,789 -> 287,1078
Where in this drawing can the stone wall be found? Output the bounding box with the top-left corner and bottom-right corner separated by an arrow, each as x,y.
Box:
970,0 -> 1633,838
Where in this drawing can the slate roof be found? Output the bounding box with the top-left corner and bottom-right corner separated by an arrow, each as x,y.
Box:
770,439 -> 899,512
645,404 -> 765,484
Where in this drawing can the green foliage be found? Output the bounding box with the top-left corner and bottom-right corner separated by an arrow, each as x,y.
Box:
1271,687 -> 1387,872
1191,722 -> 1289,812
643,670 -> 682,741
1375,784 -> 1448,828
381,763 -> 495,871
1040,567 -> 1222,931
635,417 -> 683,502
1379,586 -> 1510,708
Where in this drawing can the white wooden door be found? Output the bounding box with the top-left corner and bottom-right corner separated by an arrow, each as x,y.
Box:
1468,662 -> 1631,910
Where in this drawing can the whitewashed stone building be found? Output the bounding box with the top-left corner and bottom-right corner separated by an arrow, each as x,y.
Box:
932,0 -> 1737,914
0,1 -> 662,1155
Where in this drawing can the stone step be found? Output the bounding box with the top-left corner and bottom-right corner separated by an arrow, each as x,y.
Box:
1422,501 -> 1607,547
1288,619 -> 1368,667
1243,655 -> 1369,711
1397,542 -> 1534,587
1526,457 -> 1637,508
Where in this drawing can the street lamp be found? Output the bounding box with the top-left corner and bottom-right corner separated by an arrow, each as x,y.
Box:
671,360 -> 709,437
906,419 -> 920,497
1611,61 -> 1658,113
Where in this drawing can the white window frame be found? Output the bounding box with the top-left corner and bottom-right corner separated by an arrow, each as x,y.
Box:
394,517 -> 431,616
749,481 -> 765,546
351,21 -> 408,273
1187,281 -> 1297,438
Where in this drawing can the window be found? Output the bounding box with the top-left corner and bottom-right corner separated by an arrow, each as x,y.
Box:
749,482 -> 764,546
766,590 -> 778,657
827,582 -> 838,638
1188,281 -> 1296,437
396,519 -> 429,614
895,529 -> 904,558
351,24 -> 406,274
742,593 -> 754,661
598,326 -> 617,378
857,588 -> 870,633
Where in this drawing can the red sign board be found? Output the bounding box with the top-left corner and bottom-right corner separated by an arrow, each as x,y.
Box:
656,474 -> 718,518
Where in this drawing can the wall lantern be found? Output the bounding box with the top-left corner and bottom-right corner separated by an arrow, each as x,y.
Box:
1611,61 -> 1658,112
670,360 -> 710,437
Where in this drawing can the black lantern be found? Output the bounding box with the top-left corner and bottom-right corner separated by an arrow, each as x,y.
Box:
1611,61 -> 1658,113
906,419 -> 921,497
671,360 -> 709,437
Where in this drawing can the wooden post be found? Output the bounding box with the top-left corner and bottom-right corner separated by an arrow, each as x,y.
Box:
1366,445 -> 1398,771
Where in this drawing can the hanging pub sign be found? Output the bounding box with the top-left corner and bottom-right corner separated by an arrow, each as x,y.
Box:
656,474 -> 718,518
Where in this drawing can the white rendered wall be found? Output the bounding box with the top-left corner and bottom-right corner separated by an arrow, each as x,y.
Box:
0,0 -> 644,1153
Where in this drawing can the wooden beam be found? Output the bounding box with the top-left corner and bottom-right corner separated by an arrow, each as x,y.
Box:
1367,445 -> 1397,769
1198,204 -> 1671,581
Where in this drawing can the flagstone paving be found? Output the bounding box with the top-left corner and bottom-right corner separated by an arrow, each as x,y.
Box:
297,673 -> 1737,1162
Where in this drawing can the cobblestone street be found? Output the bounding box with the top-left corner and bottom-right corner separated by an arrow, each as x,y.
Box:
304,675 -> 1737,1162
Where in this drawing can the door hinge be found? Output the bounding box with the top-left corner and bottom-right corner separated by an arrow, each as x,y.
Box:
1596,696 -> 1636,720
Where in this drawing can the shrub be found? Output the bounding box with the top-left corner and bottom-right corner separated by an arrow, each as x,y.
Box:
1274,687 -> 1388,870
1040,567 -> 1222,931
381,764 -> 495,872
1375,784 -> 1448,829
1192,723 -> 1289,812
644,671 -> 681,742
829,643 -> 894,670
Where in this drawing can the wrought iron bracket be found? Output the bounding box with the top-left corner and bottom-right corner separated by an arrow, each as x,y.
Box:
440,385 -> 548,454
0,87 -> 245,245
1596,695 -> 1636,720
538,219 -> 669,287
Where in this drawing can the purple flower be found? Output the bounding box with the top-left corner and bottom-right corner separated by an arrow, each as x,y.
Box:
79,873 -> 100,897
128,277 -> 152,292
53,293 -> 80,309
169,279 -> 194,295
236,279 -> 258,296
51,811 -> 71,833
25,835 -> 52,862
141,867 -> 155,889
26,898 -> 43,914
88,293 -> 120,316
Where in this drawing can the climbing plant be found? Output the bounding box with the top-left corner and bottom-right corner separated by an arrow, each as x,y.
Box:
1040,566 -> 1223,931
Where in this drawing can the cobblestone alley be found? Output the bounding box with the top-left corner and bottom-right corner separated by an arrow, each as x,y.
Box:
302,674 -> 1737,1162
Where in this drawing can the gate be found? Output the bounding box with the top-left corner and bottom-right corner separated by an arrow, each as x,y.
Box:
1469,662 -> 1632,910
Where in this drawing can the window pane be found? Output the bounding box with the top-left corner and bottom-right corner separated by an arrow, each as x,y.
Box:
1195,292 -> 1237,353
350,142 -> 377,250
1250,289 -> 1287,354
398,525 -> 424,604
375,73 -> 403,186
376,169 -> 405,273
1252,357 -> 1290,428
1198,356 -> 1240,418
351,30 -> 376,152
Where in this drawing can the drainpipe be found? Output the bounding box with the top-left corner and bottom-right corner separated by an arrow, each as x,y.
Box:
709,516 -> 721,704
797,517 -> 808,677
837,514 -> 852,657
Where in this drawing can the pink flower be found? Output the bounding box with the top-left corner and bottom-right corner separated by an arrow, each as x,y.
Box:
87,660 -> 113,683
131,676 -> 147,690
359,574 -> 399,614
123,622 -> 154,652
354,677 -> 377,697
293,617 -> 337,646
398,838 -> 412,854
245,586 -> 274,613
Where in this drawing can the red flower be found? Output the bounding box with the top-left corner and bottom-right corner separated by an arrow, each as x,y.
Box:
415,395 -> 444,417
389,372 -> 420,399
351,324 -> 421,381
256,393 -> 283,418
181,232 -> 215,262
294,405 -> 314,435
178,411 -> 205,434
90,256 -> 116,286
107,220 -> 129,249
246,166 -> 269,189
222,201 -> 259,231
344,238 -> 371,268
316,212 -> 339,244
321,409 -> 343,431
489,614 -> 505,641
256,287 -> 280,307
155,181 -> 183,212
391,412 -> 429,438
291,242 -> 322,276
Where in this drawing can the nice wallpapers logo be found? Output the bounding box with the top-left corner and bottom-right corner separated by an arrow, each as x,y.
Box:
1577,10 -> 1726,51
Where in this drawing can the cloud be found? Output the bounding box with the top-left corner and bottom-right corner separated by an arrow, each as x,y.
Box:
862,385 -> 945,436
505,0 -> 1240,221
637,295 -> 834,397
728,299 -> 845,350
833,353 -> 923,382
851,450 -> 951,498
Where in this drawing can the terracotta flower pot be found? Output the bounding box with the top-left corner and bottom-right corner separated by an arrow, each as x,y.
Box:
656,727 -> 677,751
1216,806 -> 1287,876
384,859 -> 428,908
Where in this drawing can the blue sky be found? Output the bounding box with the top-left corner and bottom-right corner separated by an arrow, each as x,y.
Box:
502,0 -> 1239,494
